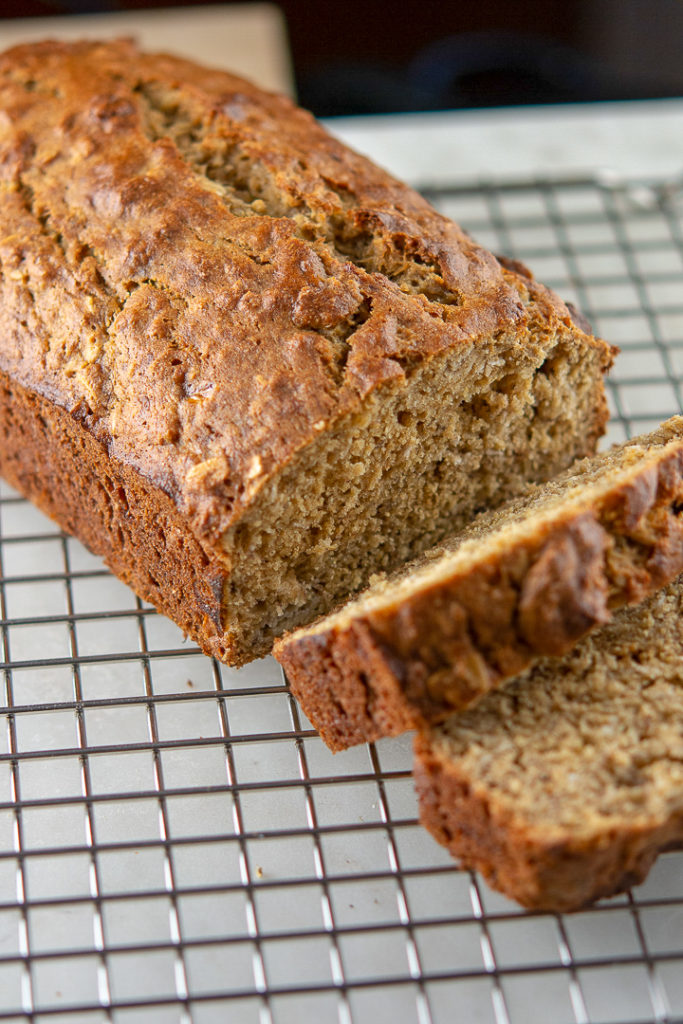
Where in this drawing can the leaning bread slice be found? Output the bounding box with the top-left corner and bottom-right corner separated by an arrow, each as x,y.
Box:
414,576 -> 683,912
275,417 -> 683,750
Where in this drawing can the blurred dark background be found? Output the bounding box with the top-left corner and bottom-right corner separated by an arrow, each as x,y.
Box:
1,0 -> 681,116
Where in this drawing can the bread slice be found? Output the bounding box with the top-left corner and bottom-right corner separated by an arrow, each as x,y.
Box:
0,40 -> 611,664
415,576 -> 683,912
275,418 -> 683,749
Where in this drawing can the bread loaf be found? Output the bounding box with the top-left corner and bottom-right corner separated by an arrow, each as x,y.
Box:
276,418 -> 683,748
0,40 -> 612,663
415,576 -> 683,912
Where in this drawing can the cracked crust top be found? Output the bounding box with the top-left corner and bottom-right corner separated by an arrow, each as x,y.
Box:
0,39 -> 610,549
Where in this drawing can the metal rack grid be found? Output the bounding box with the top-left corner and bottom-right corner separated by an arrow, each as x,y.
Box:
1,174 -> 683,1024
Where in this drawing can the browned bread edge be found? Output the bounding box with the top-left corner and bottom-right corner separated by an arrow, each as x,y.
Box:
0,367 -> 233,660
276,434 -> 683,750
413,729 -> 683,912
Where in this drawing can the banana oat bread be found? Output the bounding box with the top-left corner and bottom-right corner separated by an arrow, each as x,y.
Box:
415,576 -> 683,912
276,418 -> 683,748
0,40 -> 611,663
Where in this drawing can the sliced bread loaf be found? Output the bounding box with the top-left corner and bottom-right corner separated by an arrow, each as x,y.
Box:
0,40 -> 611,664
414,576 -> 683,912
275,418 -> 683,748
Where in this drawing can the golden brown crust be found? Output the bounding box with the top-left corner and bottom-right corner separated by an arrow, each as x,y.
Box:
0,38 -> 610,549
516,514 -> 610,650
413,732 -> 683,912
276,436 -> 683,750
0,39 -> 612,662
0,367 -> 234,660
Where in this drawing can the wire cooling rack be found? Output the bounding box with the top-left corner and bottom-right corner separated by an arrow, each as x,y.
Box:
1,175 -> 683,1024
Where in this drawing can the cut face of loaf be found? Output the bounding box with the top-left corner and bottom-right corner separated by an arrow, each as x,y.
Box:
275,417 -> 683,748
0,40 -> 611,664
415,576 -> 683,912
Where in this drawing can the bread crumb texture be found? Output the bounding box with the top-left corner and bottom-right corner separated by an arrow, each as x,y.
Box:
275,418 -> 683,747
416,577 -> 683,911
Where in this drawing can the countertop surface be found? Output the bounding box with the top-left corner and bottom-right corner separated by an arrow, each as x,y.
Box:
330,97 -> 683,186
